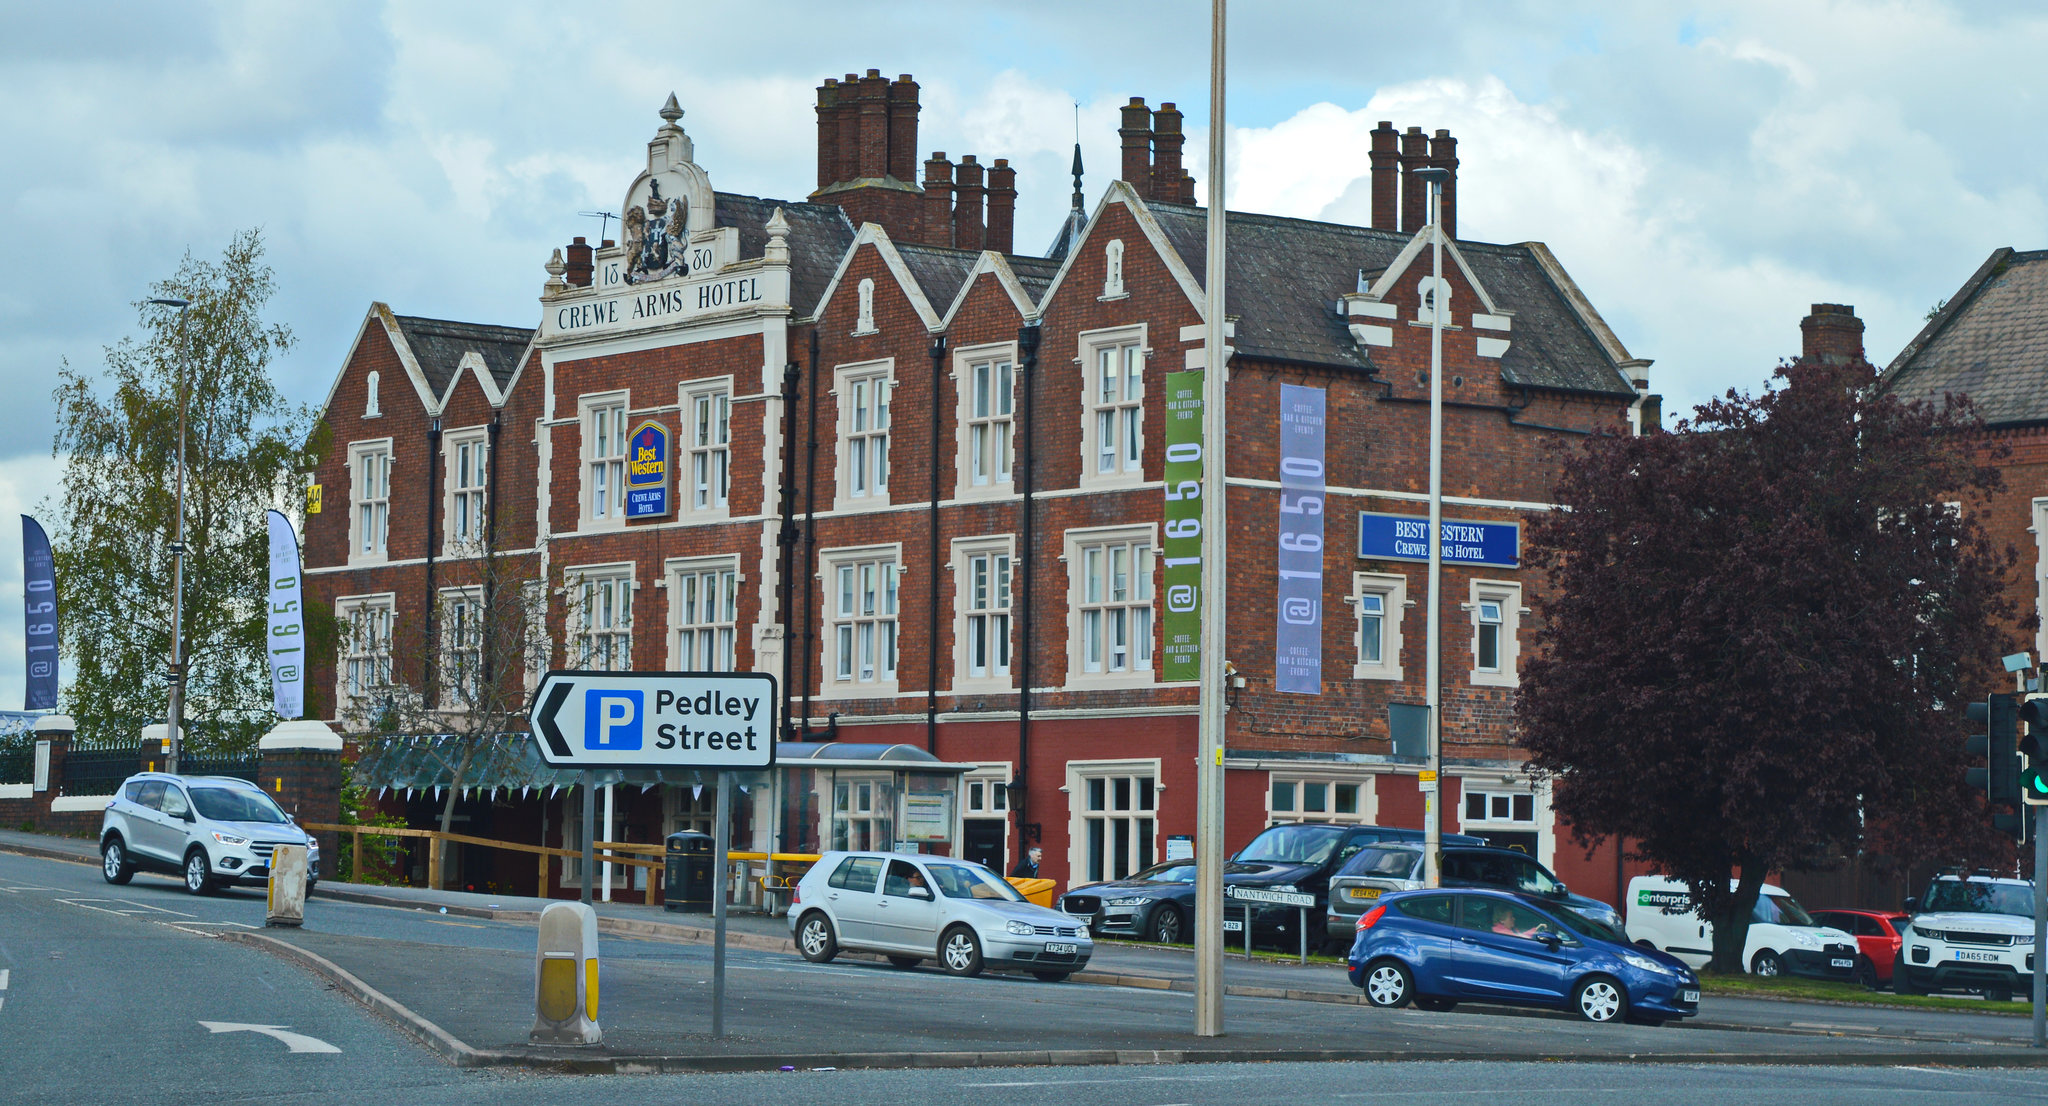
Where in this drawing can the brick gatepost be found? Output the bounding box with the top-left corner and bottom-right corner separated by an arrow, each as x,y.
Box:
258,720 -> 343,871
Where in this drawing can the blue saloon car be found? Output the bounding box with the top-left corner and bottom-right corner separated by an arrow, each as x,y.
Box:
1348,887 -> 1701,1024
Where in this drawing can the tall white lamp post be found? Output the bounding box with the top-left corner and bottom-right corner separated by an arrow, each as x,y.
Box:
1410,166 -> 1449,887
149,295 -> 192,774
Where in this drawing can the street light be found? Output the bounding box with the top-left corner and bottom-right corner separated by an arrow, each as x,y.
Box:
1409,165 -> 1449,888
149,296 -> 191,774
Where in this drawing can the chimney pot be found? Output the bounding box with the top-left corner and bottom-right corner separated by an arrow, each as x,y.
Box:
1120,97 -> 1155,198
1800,303 -> 1866,366
565,236 -> 594,287
1152,102 -> 1189,204
987,158 -> 1018,254
1399,126 -> 1430,233
1369,121 -> 1399,231
923,152 -> 955,247
1428,128 -> 1460,240
953,155 -> 986,252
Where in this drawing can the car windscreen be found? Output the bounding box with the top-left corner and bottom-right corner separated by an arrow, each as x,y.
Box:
1340,846 -> 1420,879
1751,892 -> 1817,928
927,862 -> 1026,902
1234,823 -> 1347,866
1551,903 -> 1627,945
1130,861 -> 1196,883
1922,880 -> 2034,917
189,787 -> 290,824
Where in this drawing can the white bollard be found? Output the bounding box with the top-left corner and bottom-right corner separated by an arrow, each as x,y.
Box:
266,844 -> 308,927
530,901 -> 602,1045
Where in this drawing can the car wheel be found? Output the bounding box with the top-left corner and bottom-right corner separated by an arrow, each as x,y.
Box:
1892,956 -> 1922,995
939,926 -> 985,977
1415,996 -> 1458,1013
101,838 -> 134,885
1361,959 -> 1414,1009
305,879 -> 318,896
1573,975 -> 1628,1023
796,912 -> 838,963
1854,957 -> 1879,991
1986,986 -> 2015,1004
1149,904 -> 1186,945
1033,971 -> 1070,983
1750,950 -> 1784,978
183,849 -> 216,895
887,955 -> 922,969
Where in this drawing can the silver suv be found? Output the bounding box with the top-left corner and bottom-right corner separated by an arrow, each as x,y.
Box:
99,772 -> 321,895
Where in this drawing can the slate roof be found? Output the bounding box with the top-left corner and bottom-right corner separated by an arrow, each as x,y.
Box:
1009,256 -> 1061,301
1883,248 -> 2048,426
715,192 -> 856,318
1143,201 -> 1636,398
893,243 -> 980,316
388,315 -> 533,395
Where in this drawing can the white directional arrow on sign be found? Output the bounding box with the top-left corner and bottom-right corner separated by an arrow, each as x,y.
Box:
199,1021 -> 341,1053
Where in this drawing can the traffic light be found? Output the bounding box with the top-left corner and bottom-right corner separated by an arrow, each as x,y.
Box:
2019,696 -> 2048,807
1965,693 -> 2024,838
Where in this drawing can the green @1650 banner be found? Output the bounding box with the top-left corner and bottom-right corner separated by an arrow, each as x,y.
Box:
1161,370 -> 1204,683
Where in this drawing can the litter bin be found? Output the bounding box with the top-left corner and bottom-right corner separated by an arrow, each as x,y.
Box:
664,831 -> 715,913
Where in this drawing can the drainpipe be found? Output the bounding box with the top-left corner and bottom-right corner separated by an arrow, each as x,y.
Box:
927,334 -> 947,753
801,328 -> 821,738
779,360 -> 801,742
424,417 -> 442,700
1014,322 -> 1040,840
481,412 -> 502,689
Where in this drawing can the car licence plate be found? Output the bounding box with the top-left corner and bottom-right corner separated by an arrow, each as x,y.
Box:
1955,949 -> 2001,963
1347,887 -> 1381,901
1679,988 -> 1701,1004
1829,958 -> 1853,969
1046,942 -> 1078,955
1223,920 -> 1243,932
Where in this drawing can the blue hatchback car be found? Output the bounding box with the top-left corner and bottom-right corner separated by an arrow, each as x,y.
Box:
1347,887 -> 1701,1024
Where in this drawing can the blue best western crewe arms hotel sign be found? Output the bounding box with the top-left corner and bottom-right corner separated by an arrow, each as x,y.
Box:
1358,511 -> 1520,568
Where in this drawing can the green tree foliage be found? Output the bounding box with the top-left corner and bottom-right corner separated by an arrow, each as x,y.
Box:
51,230 -> 321,753
1519,354 -> 2022,973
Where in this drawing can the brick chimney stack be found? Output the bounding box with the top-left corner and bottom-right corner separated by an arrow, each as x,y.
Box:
953,155 -> 987,252
1398,126 -> 1430,233
887,74 -> 920,184
566,236 -> 593,287
923,152 -> 954,246
816,78 -> 843,190
812,70 -> 927,241
1120,98 -> 1154,198
986,159 -> 1017,254
1430,128 -> 1459,240
1800,304 -> 1866,365
1369,121 -> 1399,231
1152,103 -> 1192,204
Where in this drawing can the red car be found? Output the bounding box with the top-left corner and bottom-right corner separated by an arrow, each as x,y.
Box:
1810,909 -> 1910,989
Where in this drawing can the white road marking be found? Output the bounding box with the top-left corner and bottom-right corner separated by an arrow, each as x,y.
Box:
0,968 -> 8,1012
199,1021 -> 341,1054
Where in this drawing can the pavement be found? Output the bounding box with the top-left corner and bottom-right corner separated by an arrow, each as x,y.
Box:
6,827 -> 2048,1076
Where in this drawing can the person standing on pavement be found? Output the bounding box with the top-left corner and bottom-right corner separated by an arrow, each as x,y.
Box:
1010,846 -> 1043,878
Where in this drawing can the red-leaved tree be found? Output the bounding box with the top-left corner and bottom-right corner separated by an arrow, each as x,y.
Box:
1518,355 -> 2023,973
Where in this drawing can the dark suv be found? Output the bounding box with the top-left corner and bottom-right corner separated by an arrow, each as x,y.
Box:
1221,823 -> 1484,952
1326,843 -> 1623,948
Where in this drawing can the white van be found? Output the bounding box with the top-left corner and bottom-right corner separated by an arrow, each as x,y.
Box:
1625,875 -> 1858,979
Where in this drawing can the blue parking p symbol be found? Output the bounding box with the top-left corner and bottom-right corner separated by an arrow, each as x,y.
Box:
585,690 -> 643,750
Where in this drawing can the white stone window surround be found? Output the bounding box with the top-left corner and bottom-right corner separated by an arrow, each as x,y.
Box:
443,425 -> 489,551
854,277 -> 878,335
1464,577 -> 1526,688
821,543 -> 903,697
1414,274 -> 1453,326
579,391 -> 631,529
681,376 -> 734,518
334,592 -> 396,710
1267,772 -> 1377,825
832,360 -> 894,511
1062,523 -> 1158,689
1347,571 -> 1410,681
567,562 -> 636,673
666,554 -> 740,672
347,438 -> 394,566
436,585 -> 484,709
965,763 -> 1013,817
364,370 -> 381,418
951,534 -> 1016,692
1451,775 -> 1555,869
1063,758 -> 1162,884
951,341 -> 1017,501
1076,324 -> 1149,489
1100,239 -> 1127,300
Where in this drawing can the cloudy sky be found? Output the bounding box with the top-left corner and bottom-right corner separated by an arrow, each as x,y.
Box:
0,0 -> 2043,707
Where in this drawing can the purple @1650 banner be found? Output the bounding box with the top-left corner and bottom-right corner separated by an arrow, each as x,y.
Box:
1274,385 -> 1326,694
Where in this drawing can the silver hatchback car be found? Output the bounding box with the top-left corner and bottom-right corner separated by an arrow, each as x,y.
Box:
100,772 -> 321,894
790,851 -> 1092,980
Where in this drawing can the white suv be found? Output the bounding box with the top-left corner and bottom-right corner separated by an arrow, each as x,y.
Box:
100,772 -> 321,895
1894,872 -> 2035,1000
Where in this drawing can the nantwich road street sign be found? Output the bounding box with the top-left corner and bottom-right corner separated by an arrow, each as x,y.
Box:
529,670 -> 777,769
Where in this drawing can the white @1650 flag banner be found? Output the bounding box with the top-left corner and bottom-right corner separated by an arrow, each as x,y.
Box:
1274,384 -> 1327,694
266,510 -> 306,719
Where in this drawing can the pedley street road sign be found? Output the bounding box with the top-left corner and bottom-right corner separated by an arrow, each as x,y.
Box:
529,670 -> 777,769
1226,885 -> 1315,908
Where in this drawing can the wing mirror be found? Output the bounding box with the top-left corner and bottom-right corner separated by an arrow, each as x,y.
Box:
909,886 -> 933,901
1903,897 -> 1918,913
1536,929 -> 1563,950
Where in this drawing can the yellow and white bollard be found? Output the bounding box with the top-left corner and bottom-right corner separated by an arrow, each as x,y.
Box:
530,901 -> 602,1045
266,844 -> 308,927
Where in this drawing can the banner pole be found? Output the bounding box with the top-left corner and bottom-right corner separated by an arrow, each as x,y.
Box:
713,770 -> 732,1037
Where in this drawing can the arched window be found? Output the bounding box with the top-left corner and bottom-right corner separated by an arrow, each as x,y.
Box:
364,371 -> 381,417
856,277 -> 877,334
1101,240 -> 1126,299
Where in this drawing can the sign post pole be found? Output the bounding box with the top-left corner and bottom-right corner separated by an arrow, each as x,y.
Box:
580,768 -> 595,905
2034,803 -> 2045,1048
712,769 -> 731,1038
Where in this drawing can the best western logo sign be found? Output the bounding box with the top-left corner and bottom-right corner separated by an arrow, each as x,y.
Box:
624,420 -> 669,518
532,671 -> 777,769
